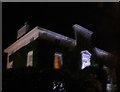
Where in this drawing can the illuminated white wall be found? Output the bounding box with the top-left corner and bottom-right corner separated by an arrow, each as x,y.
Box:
81,50 -> 91,69
7,61 -> 13,69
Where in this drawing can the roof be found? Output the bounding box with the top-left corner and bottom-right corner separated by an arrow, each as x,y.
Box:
4,26 -> 76,55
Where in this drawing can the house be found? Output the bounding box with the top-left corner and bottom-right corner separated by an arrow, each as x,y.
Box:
3,23 -> 117,91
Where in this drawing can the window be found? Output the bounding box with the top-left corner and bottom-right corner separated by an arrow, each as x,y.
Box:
27,50 -> 33,67
81,50 -> 91,69
54,52 -> 63,70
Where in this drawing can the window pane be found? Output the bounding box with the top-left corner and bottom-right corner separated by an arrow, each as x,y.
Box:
54,52 -> 63,70
81,50 -> 91,69
27,50 -> 33,67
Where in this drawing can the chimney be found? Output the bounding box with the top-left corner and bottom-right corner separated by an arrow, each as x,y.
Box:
17,22 -> 30,39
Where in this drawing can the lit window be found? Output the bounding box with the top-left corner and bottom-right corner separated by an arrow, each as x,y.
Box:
81,50 -> 91,69
54,52 -> 63,70
27,50 -> 33,67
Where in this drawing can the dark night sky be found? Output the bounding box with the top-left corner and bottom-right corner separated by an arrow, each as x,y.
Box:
2,2 -> 120,55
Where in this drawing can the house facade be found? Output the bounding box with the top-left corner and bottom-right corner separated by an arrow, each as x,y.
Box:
4,23 -> 117,91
